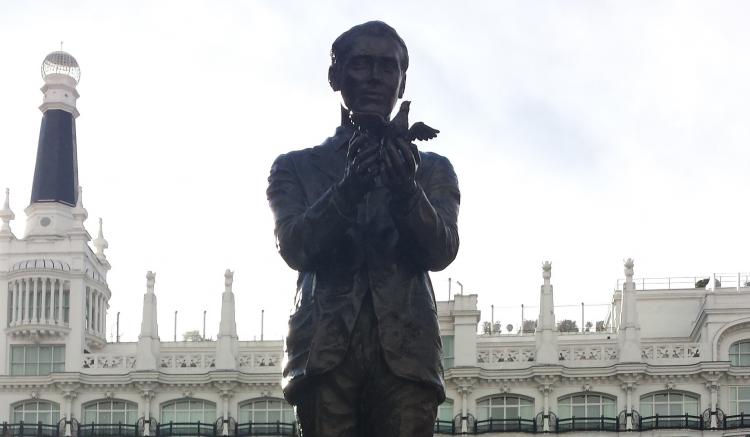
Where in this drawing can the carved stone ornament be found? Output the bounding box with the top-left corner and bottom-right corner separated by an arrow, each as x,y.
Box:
624,258 -> 635,279
542,261 -> 552,280
30,391 -> 39,400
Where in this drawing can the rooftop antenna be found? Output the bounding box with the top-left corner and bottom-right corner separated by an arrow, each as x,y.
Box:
60,41 -> 63,51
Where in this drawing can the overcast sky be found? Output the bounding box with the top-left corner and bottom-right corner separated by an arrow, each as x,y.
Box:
1,1 -> 748,341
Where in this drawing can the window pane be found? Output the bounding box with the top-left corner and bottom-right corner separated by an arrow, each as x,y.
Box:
11,346 -> 24,363
11,363 -> 25,375
641,404 -> 653,416
506,406 -> 518,418
39,346 -> 52,362
25,347 -> 38,363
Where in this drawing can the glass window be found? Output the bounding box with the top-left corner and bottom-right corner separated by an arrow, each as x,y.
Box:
83,400 -> 139,424
10,345 -> 65,376
558,394 -> 616,418
729,386 -> 750,415
238,398 -> 295,423
438,400 -> 454,422
476,396 -> 534,421
640,392 -> 699,417
441,335 -> 454,369
13,401 -> 61,424
730,340 -> 750,366
160,399 -> 216,423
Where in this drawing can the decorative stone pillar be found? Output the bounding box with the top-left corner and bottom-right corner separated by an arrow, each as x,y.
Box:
25,278 -> 32,323
537,380 -> 555,432
620,380 -> 637,430
456,379 -> 474,433
140,389 -> 156,436
535,261 -> 558,364
618,259 -> 642,362
57,280 -> 64,324
41,279 -> 47,323
13,281 -> 19,324
60,387 -> 78,437
703,373 -> 721,428
216,382 -> 236,436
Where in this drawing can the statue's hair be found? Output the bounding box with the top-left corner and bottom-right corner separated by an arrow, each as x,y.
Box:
330,21 -> 409,73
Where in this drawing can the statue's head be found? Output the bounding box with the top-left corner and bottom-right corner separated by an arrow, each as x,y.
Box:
329,21 -> 409,120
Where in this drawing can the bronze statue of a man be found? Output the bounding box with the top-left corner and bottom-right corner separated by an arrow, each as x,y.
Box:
267,21 -> 460,437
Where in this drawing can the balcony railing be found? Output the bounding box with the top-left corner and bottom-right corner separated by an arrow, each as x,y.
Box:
434,420 -> 457,434
0,421 -> 58,437
556,416 -> 618,433
724,413 -> 750,429
474,418 -> 537,433
640,414 -> 703,430
235,421 -> 297,436
78,423 -> 137,437
156,422 -> 216,437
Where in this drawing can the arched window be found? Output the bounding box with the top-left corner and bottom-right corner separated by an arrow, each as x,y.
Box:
730,340 -> 750,366
160,399 -> 216,423
13,400 -> 61,424
82,400 -> 139,424
558,393 -> 616,418
437,399 -> 454,422
238,398 -> 294,424
640,392 -> 699,417
476,395 -> 534,421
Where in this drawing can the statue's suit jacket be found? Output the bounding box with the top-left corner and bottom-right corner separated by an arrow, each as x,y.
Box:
267,125 -> 460,403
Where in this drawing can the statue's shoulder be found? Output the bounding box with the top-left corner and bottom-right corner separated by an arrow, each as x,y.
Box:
271,142 -> 327,169
418,150 -> 456,175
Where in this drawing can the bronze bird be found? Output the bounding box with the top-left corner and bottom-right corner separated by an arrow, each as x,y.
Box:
349,100 -> 440,143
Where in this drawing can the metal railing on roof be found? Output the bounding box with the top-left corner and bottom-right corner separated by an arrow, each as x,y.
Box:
616,273 -> 750,291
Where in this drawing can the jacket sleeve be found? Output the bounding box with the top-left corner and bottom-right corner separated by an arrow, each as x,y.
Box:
266,152 -> 356,272
391,154 -> 460,271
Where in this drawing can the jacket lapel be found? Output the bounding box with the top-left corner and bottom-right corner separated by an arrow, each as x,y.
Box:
308,128 -> 351,184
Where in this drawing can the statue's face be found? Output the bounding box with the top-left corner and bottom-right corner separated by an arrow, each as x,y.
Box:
336,34 -> 406,119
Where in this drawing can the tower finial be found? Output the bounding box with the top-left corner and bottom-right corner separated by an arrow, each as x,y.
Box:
0,188 -> 15,236
225,269 -> 234,293
542,261 -> 552,285
624,258 -> 635,283
146,271 -> 156,294
93,217 -> 109,258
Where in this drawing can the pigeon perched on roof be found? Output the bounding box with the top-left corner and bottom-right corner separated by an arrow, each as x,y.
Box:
349,100 -> 440,142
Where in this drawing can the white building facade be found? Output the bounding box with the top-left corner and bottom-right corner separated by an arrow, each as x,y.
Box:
1,52 -> 749,437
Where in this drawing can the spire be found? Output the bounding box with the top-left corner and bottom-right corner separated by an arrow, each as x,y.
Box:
72,186 -> 88,225
25,51 -> 82,237
30,51 -> 81,207
93,218 -> 109,258
0,188 -> 15,237
216,269 -> 239,369
136,271 -> 160,370
618,258 -> 641,362
535,261 -> 558,364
